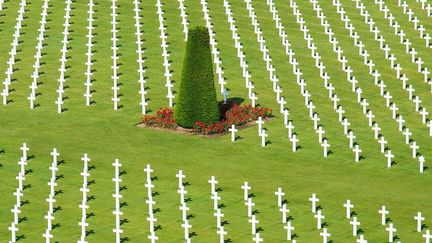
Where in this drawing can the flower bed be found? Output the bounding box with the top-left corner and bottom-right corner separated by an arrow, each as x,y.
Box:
141,103 -> 272,135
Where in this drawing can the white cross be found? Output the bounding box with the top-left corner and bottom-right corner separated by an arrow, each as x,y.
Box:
410,141 -> 419,158
385,150 -> 394,168
353,144 -> 362,162
314,210 -> 325,229
284,221 -> 295,240
249,214 -> 259,234
320,228 -> 331,243
214,208 -> 224,228
280,203 -> 290,223
208,176 -> 218,195
256,117 -> 264,135
211,193 -> 220,210
245,198 -> 255,217
229,124 -> 238,142
344,200 -> 354,218
378,135 -> 387,153
386,223 -> 396,242
309,193 -> 319,213
357,234 -> 368,243
423,230 -> 432,243
260,129 -> 268,147
176,170 -> 185,188
8,222 -> 18,242
322,139 -> 330,157
348,131 -> 356,148
350,216 -> 360,236
419,155 -> 425,173
415,212 -> 425,232
379,206 -> 389,225
241,182 -> 251,201
275,187 -> 285,207
20,143 -> 29,161
217,226 -> 227,243
403,128 -> 412,144
290,134 -> 299,152
252,232 -> 263,243
181,220 -> 192,240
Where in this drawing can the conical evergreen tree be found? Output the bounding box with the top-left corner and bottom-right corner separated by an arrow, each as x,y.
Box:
174,26 -> 220,128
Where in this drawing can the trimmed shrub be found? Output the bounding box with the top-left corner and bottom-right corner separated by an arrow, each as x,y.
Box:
174,26 -> 220,128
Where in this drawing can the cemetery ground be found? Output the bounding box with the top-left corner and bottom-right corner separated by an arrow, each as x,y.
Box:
0,0 -> 431,242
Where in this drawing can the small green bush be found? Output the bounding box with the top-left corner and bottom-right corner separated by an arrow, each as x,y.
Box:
174,26 -> 220,128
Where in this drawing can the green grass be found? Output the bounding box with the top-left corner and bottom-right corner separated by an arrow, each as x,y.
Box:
0,0 -> 431,242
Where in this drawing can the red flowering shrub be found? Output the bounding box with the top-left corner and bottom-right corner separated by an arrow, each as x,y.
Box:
193,104 -> 273,135
142,107 -> 177,129
142,105 -> 272,135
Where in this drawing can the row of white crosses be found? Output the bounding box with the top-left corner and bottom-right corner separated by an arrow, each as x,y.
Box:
8,143 -> 29,243
43,148 -> 60,242
208,176 -> 228,243
177,0 -> 188,41
222,0 -> 258,106
156,0 -> 175,107
369,0 -> 432,124
412,0 -> 432,18
242,0 -> 307,152
145,164 -> 159,242
112,159 -> 123,243
310,0 -> 394,161
327,0 -> 428,170
1,0 -> 27,106
28,0 -> 50,109
274,188 -> 296,242
178,171 -> 192,242
305,0 -> 396,162
306,0 -> 405,167
414,211 -> 432,242
200,0 -> 227,96
396,0 -> 432,48
308,194 -> 331,243
55,0 -> 73,114
370,0 -> 432,93
378,206 -> 400,242
134,0 -> 148,115
111,0 -> 120,110
84,0 -> 95,106
269,0 -> 362,160
240,182 -> 263,242
78,153 -> 91,243
343,200 -> 368,242
370,0 -> 432,104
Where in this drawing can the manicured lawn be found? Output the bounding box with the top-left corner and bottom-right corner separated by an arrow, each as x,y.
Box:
0,0 -> 431,242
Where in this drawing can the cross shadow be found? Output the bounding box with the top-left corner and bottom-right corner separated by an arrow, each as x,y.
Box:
16,235 -> 25,241
86,212 -> 96,219
120,237 -> 129,242
18,217 -> 28,223
86,230 -> 95,237
120,219 -> 129,225
52,223 -> 61,229
154,225 -> 163,231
